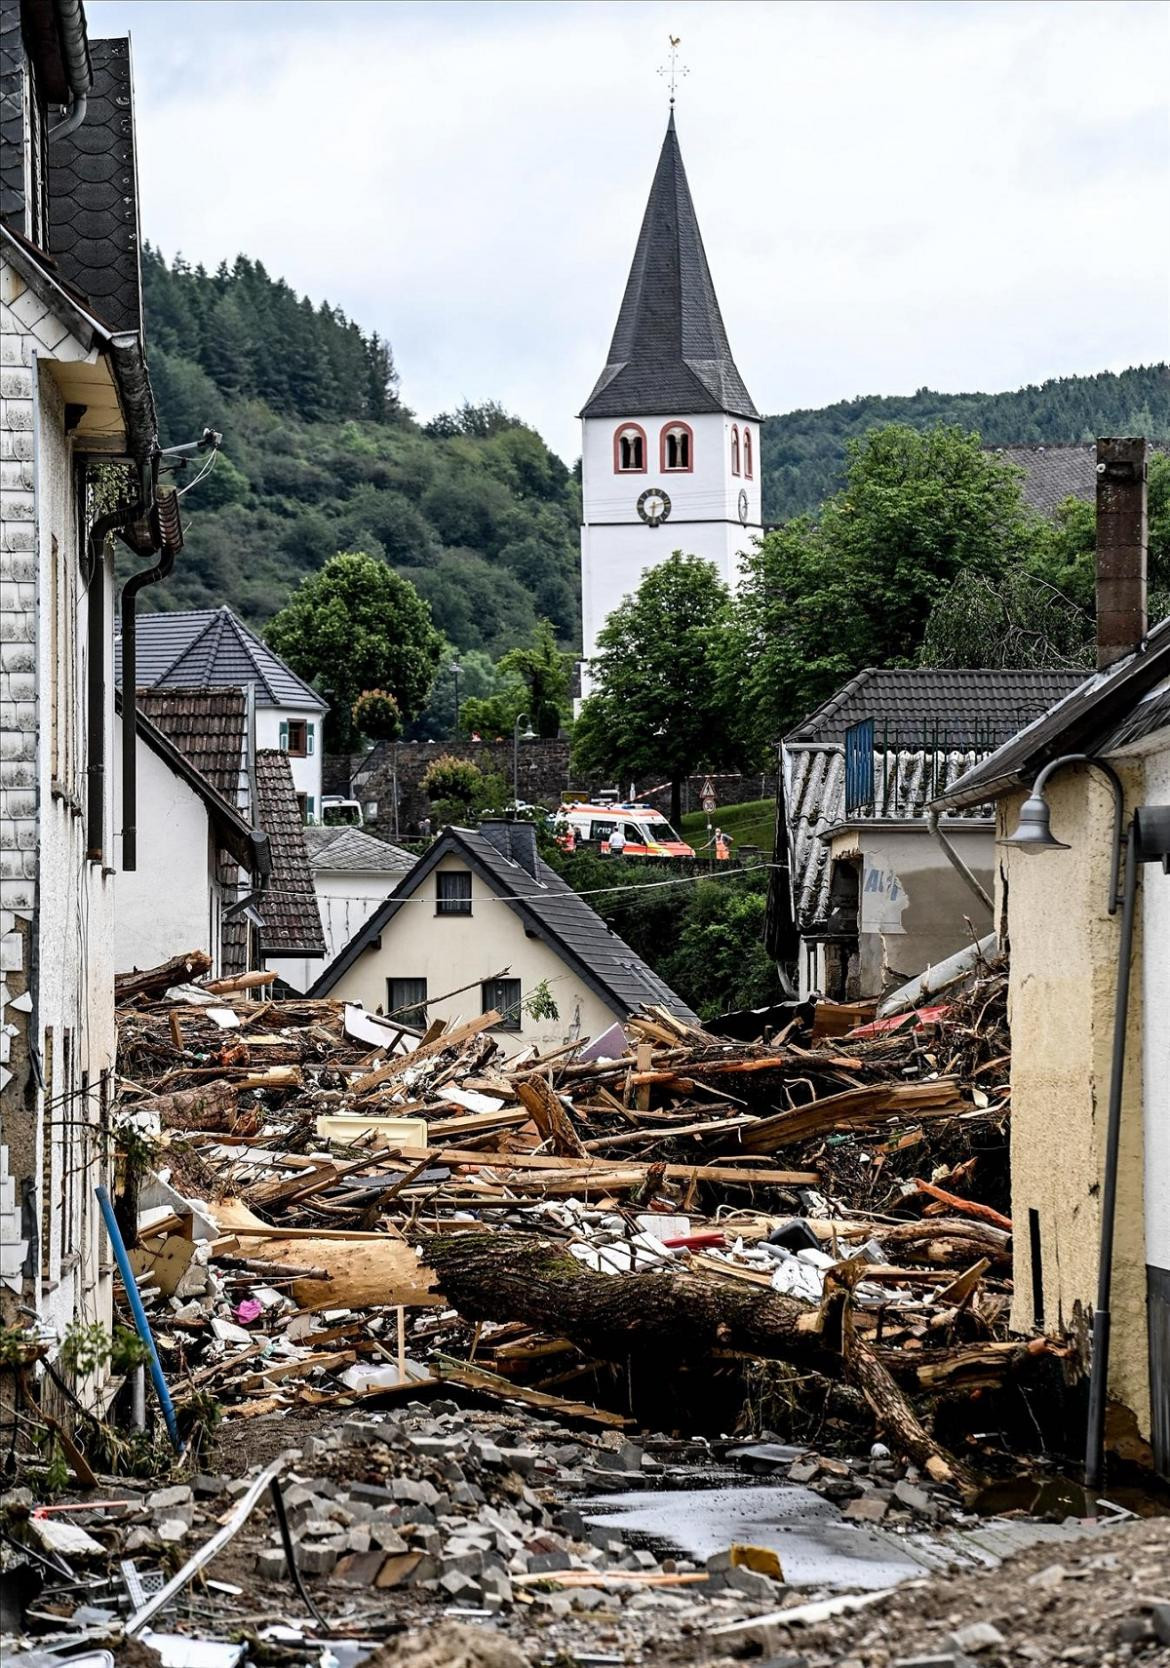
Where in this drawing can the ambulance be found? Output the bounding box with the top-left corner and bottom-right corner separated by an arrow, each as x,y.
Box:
555,801 -> 695,860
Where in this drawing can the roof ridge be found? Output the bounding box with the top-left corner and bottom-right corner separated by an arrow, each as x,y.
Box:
225,609 -> 280,704
151,609 -> 223,687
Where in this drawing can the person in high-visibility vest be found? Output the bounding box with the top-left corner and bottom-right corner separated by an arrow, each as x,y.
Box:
714,827 -> 731,862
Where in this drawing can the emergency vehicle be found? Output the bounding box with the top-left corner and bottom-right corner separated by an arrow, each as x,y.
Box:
555,802 -> 695,859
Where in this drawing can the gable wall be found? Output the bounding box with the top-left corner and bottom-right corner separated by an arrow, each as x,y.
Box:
324,852 -> 619,1053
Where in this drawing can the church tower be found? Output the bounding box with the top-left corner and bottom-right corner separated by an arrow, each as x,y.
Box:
579,111 -> 761,676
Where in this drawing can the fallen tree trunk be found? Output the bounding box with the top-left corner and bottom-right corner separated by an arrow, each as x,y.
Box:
418,1230 -> 971,1489
115,949 -> 212,1003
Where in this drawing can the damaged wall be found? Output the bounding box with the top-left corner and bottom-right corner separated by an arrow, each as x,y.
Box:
826,822 -> 995,996
1002,765 -> 1150,1439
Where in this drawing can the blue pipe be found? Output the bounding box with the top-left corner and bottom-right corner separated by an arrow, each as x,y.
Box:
95,1185 -> 182,1452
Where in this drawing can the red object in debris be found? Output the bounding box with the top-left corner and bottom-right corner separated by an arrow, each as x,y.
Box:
659,1231 -> 727,1250
848,1005 -> 949,1038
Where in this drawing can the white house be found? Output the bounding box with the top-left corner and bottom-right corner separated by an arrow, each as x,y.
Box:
307,820 -> 698,1051
1,10 -> 168,1340
270,825 -> 413,995
579,112 -> 762,685
115,606 -> 328,821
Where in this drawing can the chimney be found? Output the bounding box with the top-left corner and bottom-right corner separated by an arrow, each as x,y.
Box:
1095,437 -> 1147,670
478,816 -> 539,877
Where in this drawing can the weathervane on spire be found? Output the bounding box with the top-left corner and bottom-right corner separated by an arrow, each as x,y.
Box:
658,35 -> 688,106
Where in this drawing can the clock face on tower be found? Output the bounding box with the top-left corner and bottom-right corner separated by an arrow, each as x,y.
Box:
738,488 -> 749,526
636,487 -> 671,528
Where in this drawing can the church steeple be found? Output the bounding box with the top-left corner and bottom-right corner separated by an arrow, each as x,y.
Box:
581,113 -> 758,421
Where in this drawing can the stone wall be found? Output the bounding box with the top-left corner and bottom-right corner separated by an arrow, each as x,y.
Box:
324,739 -> 775,842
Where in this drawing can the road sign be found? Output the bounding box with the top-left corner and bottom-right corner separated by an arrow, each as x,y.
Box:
700,776 -> 717,813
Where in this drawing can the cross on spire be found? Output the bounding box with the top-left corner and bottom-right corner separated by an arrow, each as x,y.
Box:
657,35 -> 688,106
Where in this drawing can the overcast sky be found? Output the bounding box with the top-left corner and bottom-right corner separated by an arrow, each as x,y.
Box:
89,0 -> 1168,462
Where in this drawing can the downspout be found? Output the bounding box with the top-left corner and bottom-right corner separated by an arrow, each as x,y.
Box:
926,808 -> 994,915
83,508 -> 127,862
119,539 -> 174,871
47,0 -> 92,139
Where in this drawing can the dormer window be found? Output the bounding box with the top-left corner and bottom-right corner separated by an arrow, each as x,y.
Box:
731,425 -> 741,476
743,428 -> 753,479
614,424 -> 647,473
661,422 -> 693,472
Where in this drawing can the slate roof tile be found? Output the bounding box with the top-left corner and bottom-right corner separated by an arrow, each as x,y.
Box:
116,607 -> 328,712
993,441 -> 1170,516
303,825 -> 414,875
47,37 -> 142,334
787,668 -> 1084,747
581,113 -> 757,421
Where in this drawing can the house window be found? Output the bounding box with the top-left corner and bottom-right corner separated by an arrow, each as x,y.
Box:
483,976 -> 522,1031
436,870 -> 473,915
661,422 -> 693,472
388,977 -> 428,1027
281,719 -> 309,757
731,426 -> 740,476
614,424 -> 647,473
743,428 -> 753,479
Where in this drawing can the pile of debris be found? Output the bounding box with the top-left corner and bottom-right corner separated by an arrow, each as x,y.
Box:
91,950 -> 1064,1495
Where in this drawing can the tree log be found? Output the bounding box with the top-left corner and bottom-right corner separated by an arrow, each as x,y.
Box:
115,949 -> 212,1003
418,1230 -> 970,1488
514,1074 -> 588,1158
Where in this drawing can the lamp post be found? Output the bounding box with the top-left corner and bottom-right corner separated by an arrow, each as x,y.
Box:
1001,753 -> 1170,1494
450,661 -> 462,739
512,712 -> 536,804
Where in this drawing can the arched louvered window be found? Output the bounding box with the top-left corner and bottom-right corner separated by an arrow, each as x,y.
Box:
614,424 -> 647,472
731,425 -> 741,476
661,422 -> 693,472
743,427 -> 753,479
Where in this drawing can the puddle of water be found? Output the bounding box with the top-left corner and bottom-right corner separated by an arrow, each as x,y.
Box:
583,1483 -> 928,1591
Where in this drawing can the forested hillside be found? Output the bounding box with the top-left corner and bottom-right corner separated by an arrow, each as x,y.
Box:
760,366 -> 1170,520
142,248 -> 1169,653
141,249 -> 581,653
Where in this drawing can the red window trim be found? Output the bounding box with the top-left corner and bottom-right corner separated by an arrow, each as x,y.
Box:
613,422 -> 648,474
743,427 -> 754,480
660,420 -> 694,474
731,424 -> 741,477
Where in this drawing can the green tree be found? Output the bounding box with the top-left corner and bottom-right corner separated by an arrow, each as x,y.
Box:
496,618 -> 570,737
726,424 -> 1036,748
352,689 -> 403,742
420,754 -> 508,825
573,554 -> 739,826
265,552 -> 442,751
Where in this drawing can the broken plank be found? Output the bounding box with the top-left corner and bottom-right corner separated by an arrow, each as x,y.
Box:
430,1356 -> 630,1427
352,1012 -> 501,1096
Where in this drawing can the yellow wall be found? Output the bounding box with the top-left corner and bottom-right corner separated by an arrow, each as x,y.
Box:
324,852 -> 622,1055
1002,764 -> 1149,1434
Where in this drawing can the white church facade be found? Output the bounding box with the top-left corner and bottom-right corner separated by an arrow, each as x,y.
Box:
579,112 -> 762,679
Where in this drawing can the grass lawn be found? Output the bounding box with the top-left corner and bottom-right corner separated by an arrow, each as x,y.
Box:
680,798 -> 775,852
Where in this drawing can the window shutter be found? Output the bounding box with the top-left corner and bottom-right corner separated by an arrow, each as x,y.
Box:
279,721 -> 289,750
306,726 -> 315,755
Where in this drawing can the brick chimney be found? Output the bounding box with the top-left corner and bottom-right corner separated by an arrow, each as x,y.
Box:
1095,437 -> 1148,670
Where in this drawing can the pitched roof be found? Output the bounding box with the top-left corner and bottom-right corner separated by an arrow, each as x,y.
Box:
993,441 -> 1170,517
115,607 -> 327,711
48,36 -> 143,334
303,825 -> 414,875
253,750 -> 326,957
786,667 -> 1085,748
931,616 -> 1170,812
117,691 -> 261,875
307,825 -> 699,1024
137,686 -> 250,809
581,113 -> 758,422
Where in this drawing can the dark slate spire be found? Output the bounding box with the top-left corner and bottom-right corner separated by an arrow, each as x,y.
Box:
581,113 -> 758,421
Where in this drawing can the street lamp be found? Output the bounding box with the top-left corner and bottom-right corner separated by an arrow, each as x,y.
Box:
450,661 -> 462,739
1001,753 -> 1170,1493
512,712 -> 536,803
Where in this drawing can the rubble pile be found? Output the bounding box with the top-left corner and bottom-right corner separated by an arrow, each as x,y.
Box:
101,956 -> 1060,1481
